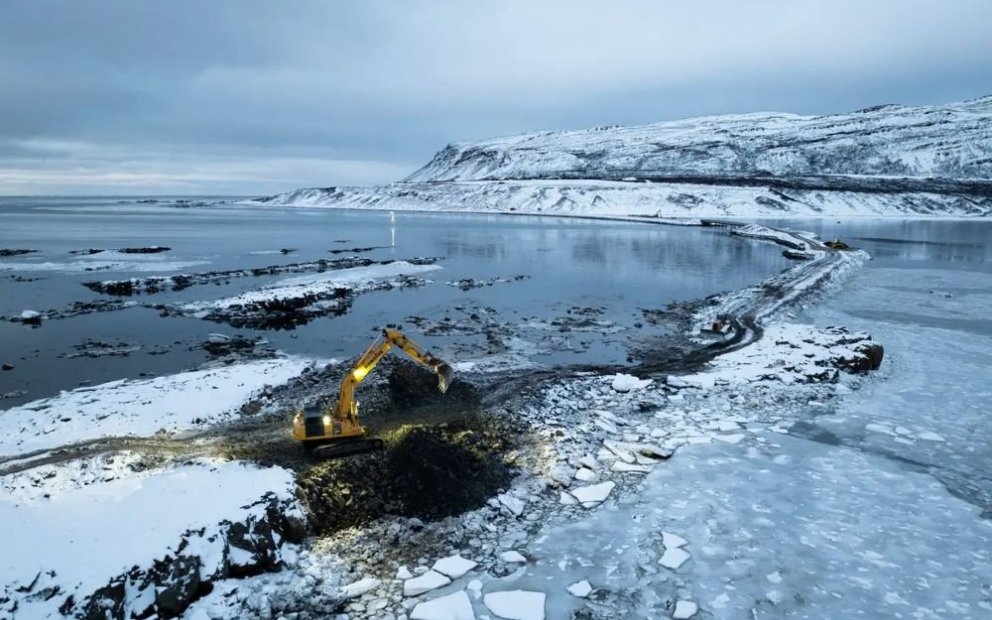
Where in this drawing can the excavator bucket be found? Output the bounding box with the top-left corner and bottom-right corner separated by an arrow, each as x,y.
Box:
436,363 -> 455,394
308,437 -> 385,460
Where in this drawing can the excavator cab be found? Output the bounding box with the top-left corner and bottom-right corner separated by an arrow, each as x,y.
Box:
293,328 -> 454,460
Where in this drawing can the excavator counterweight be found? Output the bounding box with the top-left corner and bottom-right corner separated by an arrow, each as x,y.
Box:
292,328 -> 454,459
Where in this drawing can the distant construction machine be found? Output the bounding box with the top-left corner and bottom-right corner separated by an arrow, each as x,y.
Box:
293,328 -> 455,459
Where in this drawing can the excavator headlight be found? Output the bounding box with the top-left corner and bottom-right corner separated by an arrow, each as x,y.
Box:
352,366 -> 369,381
322,415 -> 331,427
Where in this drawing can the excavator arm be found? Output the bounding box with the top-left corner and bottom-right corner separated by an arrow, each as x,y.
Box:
293,328 -> 454,458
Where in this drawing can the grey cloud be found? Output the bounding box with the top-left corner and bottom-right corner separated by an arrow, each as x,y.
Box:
0,0 -> 990,195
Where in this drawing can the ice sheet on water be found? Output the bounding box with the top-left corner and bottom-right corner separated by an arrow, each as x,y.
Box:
518,438 -> 992,618
808,265 -> 992,510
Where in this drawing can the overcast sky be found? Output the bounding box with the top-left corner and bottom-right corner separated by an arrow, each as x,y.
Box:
1,1 -> 990,196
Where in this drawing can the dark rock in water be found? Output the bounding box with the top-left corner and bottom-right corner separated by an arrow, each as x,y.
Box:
328,246 -> 383,255
862,343 -> 885,370
70,248 -> 104,255
61,340 -> 140,359
166,273 -> 433,330
2,363 -> 14,371
91,279 -> 135,296
0,248 -> 37,257
446,275 -> 531,291
834,342 -> 885,373
279,248 -> 296,255
82,256 -> 441,297
117,246 -> 171,254
200,334 -> 275,361
15,310 -> 43,326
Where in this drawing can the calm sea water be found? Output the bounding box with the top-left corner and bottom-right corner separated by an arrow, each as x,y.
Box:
0,198 -> 793,404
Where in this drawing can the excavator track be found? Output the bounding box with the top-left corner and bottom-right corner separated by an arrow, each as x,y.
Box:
307,437 -> 385,460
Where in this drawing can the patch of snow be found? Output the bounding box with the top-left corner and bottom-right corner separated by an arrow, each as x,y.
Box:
611,373 -> 652,392
0,358 -> 318,458
0,260 -> 208,273
0,460 -> 299,619
498,493 -> 526,516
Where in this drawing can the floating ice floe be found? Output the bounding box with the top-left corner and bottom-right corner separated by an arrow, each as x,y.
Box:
500,550 -> 527,563
574,467 -> 597,481
659,547 -> 691,570
410,590 -> 476,620
673,599 -> 699,619
662,531 -> 688,549
432,555 -> 477,579
570,481 -> 615,505
178,261 -> 439,314
483,590 -> 546,620
567,580 -> 593,598
404,570 -> 452,597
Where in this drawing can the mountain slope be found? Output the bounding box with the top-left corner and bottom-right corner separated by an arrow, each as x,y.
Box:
406,96 -> 992,183
255,96 -> 992,218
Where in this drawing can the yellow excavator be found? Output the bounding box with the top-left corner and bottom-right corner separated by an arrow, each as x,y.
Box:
293,327 -> 454,459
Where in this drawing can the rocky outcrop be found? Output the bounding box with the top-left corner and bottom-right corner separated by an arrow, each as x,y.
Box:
69,493 -> 306,620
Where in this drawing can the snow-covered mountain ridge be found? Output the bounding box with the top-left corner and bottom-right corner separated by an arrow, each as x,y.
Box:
255,96 -> 992,217
407,96 -> 992,182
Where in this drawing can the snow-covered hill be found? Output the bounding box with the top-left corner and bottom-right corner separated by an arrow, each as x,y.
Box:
255,178 -> 991,218
407,96 -> 992,182
255,96 -> 992,218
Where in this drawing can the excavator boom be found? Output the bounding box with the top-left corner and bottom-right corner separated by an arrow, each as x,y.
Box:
292,328 -> 454,459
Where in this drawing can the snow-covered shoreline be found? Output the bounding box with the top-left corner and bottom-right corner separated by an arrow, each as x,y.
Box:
244,178 -> 991,220
0,357 -> 320,460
